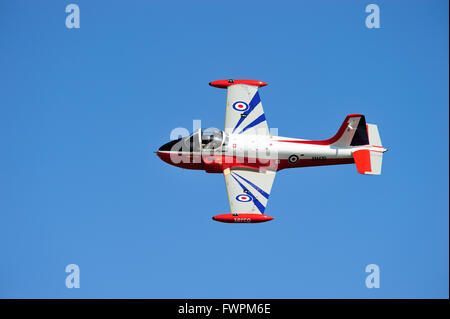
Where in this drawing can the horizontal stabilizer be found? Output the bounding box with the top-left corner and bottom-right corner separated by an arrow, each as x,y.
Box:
353,150 -> 383,175
367,123 -> 382,147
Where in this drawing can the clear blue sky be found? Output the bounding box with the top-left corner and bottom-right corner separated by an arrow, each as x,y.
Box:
0,0 -> 448,298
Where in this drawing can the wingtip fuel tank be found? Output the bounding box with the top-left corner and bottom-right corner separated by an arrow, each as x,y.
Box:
212,214 -> 274,223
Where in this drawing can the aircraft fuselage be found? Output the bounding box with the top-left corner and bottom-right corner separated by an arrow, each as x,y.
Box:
157,131 -> 384,173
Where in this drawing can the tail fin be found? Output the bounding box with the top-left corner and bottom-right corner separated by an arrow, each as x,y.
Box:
329,114 -> 369,147
352,122 -> 385,175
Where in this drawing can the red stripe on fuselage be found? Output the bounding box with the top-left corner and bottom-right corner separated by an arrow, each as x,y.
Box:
156,151 -> 354,173
275,114 -> 362,145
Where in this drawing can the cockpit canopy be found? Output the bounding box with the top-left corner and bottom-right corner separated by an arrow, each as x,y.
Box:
201,128 -> 225,149
182,129 -> 227,152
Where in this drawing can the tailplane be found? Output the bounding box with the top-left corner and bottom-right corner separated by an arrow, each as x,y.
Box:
353,149 -> 383,175
366,123 -> 382,147
352,122 -> 386,175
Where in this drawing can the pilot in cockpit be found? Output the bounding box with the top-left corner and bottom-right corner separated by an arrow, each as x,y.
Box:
201,128 -> 226,150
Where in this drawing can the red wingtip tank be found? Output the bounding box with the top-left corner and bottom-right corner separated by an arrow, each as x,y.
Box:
212,214 -> 274,223
209,79 -> 268,89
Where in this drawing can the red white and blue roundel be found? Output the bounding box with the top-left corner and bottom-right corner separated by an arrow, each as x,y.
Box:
232,101 -> 249,112
236,194 -> 252,202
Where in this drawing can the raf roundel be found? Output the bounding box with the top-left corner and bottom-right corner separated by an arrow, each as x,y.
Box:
236,194 -> 252,202
232,101 -> 249,112
288,155 -> 299,163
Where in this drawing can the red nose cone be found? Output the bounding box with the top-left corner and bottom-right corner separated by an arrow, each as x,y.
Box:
156,151 -> 171,165
212,214 -> 274,223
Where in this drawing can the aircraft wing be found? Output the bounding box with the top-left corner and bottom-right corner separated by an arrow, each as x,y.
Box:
210,80 -> 269,136
223,168 -> 276,215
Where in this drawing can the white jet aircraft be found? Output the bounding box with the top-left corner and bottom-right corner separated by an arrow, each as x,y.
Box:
157,79 -> 387,223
